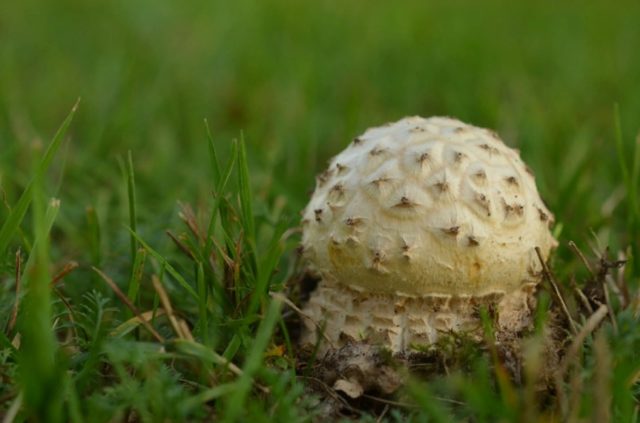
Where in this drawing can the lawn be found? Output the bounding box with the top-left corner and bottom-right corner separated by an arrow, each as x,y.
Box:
0,0 -> 639,421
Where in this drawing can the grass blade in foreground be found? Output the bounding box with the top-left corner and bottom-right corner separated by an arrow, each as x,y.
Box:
0,99 -> 79,256
223,298 -> 282,421
18,193 -> 63,421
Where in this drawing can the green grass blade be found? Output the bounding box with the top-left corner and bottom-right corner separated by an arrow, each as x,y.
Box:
223,298 -> 282,421
18,176 -> 63,421
196,262 -> 209,345
129,229 -> 198,299
22,199 -> 61,273
0,99 -> 79,255
247,217 -> 289,316
204,140 -> 237,260
126,247 -> 147,318
236,136 -> 255,250
170,338 -> 236,368
216,139 -> 238,195
182,383 -> 236,410
126,150 -> 138,264
222,333 -> 242,362
64,373 -> 84,423
205,118 -> 221,187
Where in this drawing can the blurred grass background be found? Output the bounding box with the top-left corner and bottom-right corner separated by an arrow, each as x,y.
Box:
0,0 -> 639,421
2,0 -> 639,241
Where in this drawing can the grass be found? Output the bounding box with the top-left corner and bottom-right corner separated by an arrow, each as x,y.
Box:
0,0 -> 639,421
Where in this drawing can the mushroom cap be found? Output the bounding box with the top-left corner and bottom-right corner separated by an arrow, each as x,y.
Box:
301,116 -> 557,298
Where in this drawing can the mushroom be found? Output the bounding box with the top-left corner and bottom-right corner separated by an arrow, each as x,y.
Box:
300,116 -> 558,353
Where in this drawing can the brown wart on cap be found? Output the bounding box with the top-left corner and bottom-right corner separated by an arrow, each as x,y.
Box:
300,116 -> 557,353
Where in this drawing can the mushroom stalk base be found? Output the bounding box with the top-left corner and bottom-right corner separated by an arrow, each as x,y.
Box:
301,281 -> 537,353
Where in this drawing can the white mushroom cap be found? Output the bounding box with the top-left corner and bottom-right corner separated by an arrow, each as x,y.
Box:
301,116 -> 558,352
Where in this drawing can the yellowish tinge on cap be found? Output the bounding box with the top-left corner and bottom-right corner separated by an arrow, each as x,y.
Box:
302,116 -> 556,297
